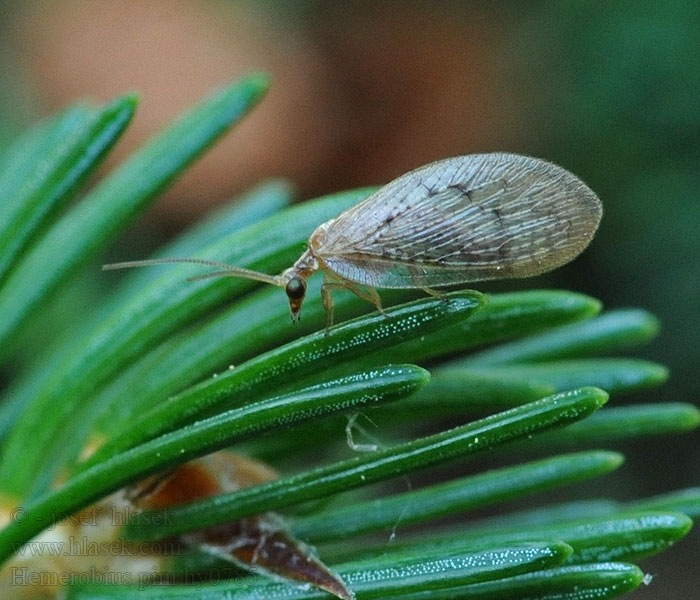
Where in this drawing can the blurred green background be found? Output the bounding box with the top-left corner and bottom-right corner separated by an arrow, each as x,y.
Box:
1,1 -> 698,597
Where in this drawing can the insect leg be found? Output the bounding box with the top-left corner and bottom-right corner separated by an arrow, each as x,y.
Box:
322,277 -> 390,330
321,276 -> 338,332
340,280 -> 390,318
407,265 -> 448,301
364,285 -> 390,317
419,285 -> 448,301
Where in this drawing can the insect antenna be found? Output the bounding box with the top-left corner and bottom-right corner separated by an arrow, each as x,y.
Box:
102,257 -> 284,287
185,270 -> 262,283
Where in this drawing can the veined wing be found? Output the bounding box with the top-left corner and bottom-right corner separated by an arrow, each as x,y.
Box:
314,153 -> 602,288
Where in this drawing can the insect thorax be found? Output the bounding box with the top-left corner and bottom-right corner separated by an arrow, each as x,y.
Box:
283,248 -> 319,283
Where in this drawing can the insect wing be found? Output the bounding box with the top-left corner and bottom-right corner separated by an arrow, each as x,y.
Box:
314,153 -> 602,288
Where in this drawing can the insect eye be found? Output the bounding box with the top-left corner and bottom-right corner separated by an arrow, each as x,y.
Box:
285,277 -> 306,300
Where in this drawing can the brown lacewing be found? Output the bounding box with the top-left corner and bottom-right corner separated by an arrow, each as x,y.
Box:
104,153 -> 602,327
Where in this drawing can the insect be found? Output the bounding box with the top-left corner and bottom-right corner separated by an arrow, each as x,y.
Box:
105,153 -> 602,328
